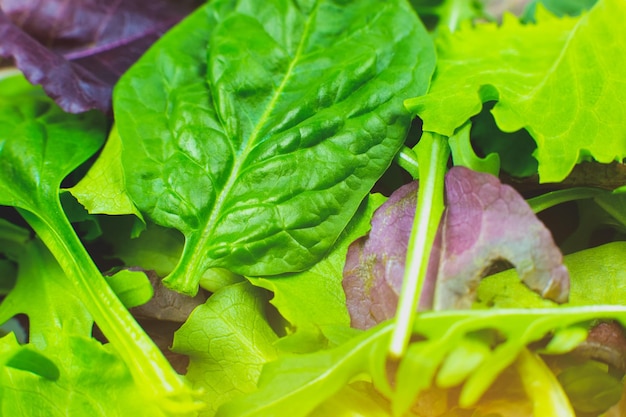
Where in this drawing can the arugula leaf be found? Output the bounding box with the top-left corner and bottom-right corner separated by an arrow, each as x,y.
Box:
0,73 -> 196,412
0,0 -> 202,112
172,282 -> 278,417
0,238 -> 171,417
114,0 -> 436,295
407,0 -> 626,182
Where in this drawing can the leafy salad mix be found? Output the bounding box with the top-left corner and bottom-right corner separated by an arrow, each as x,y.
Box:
1,0 -> 626,415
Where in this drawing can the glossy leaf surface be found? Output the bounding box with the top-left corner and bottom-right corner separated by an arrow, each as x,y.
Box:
114,0 -> 436,295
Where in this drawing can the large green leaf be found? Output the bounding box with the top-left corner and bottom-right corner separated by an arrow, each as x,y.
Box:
114,0 -> 435,295
406,0 -> 626,182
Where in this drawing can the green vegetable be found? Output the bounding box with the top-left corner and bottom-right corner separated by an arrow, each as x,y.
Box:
114,0 -> 436,295
407,0 -> 626,182
0,74 -> 197,413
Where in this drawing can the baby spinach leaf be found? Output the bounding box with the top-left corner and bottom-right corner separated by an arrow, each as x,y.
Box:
172,282 -> 279,417
114,0 -> 436,295
407,0 -> 626,182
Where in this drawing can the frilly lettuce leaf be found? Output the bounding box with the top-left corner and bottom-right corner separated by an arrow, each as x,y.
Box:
407,0 -> 626,182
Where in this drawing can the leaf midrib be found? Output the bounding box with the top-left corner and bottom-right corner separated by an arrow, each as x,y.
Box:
187,4 -> 319,270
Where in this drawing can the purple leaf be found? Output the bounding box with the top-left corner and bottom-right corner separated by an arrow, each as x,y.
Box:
343,166 -> 570,329
342,182 -> 418,330
433,166 -> 569,309
0,0 -> 201,113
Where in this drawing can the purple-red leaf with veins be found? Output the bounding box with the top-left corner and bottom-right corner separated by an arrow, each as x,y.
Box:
0,0 -> 201,113
343,166 -> 570,329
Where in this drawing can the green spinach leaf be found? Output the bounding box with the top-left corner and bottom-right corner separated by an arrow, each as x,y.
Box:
114,0 -> 436,295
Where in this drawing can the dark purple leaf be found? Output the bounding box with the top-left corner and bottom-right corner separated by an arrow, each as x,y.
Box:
0,0 -> 202,113
343,166 -> 570,329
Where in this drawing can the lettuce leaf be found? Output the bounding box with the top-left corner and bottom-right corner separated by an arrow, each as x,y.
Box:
343,166 -> 569,328
407,0 -> 626,182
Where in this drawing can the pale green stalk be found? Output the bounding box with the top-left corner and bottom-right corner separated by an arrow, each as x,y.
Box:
389,133 -> 449,358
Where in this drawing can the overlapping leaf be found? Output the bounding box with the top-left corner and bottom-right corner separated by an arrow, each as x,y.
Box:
0,239 -> 165,417
343,166 -> 569,328
114,0 -> 436,295
0,0 -> 201,112
172,282 -> 278,417
407,0 -> 626,182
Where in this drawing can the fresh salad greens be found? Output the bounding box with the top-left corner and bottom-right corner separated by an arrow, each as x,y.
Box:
1,0 -> 626,416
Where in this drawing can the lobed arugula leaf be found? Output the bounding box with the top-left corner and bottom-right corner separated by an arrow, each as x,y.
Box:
0,238 -> 166,416
407,0 -> 626,182
114,0 -> 436,296
219,305 -> 626,416
0,73 -> 197,413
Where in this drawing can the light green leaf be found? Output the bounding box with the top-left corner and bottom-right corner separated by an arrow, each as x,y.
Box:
172,282 -> 278,417
68,125 -> 145,228
448,122 -> 500,176
0,239 -> 169,417
114,0 -> 436,295
248,193 -> 386,350
0,73 -> 195,411
105,269 -> 154,309
476,241 -> 626,308
515,349 -> 575,416
216,324 -> 389,417
407,0 -> 626,182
